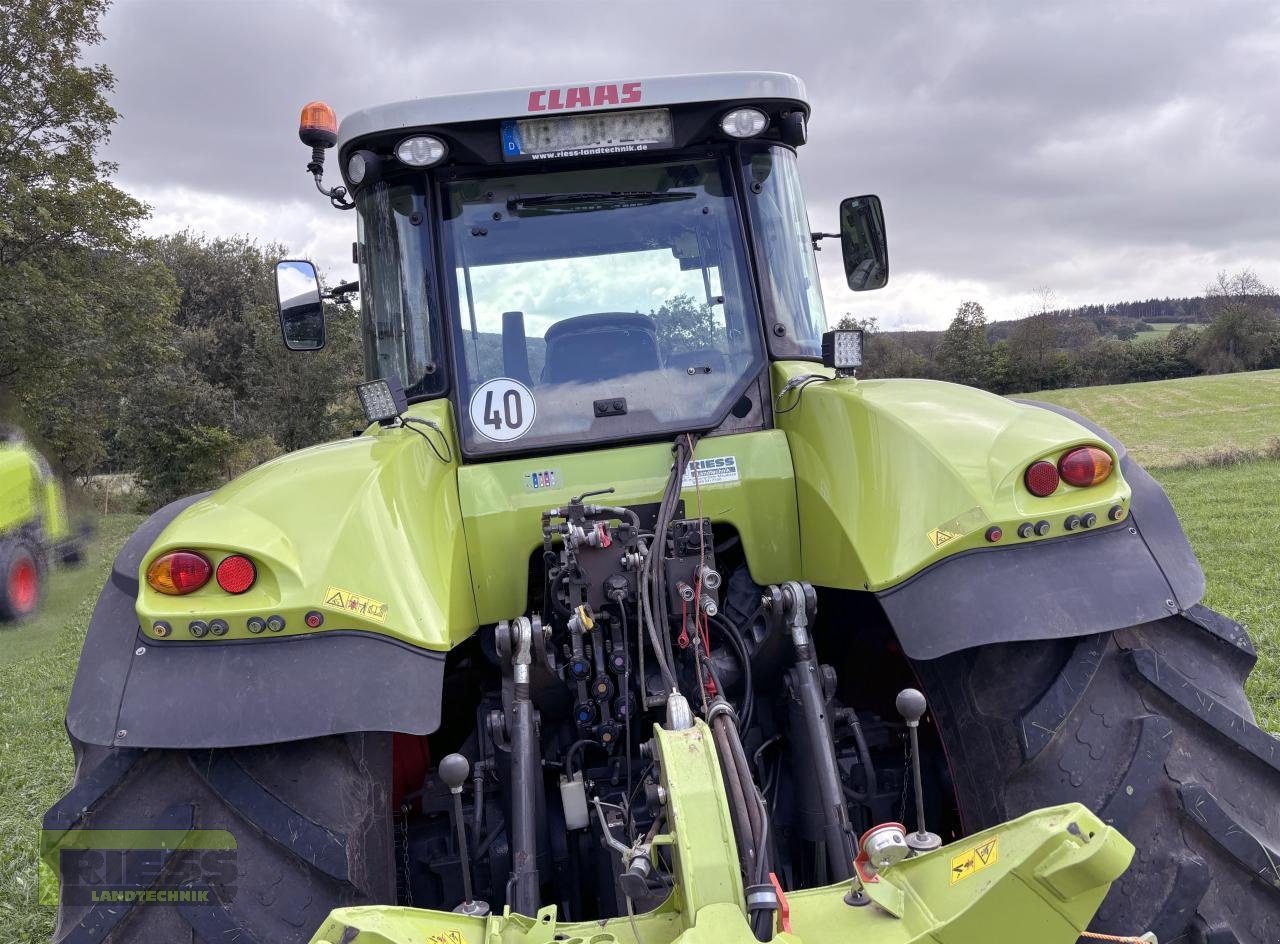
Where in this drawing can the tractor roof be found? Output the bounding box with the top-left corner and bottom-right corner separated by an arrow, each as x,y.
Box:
337,71 -> 808,152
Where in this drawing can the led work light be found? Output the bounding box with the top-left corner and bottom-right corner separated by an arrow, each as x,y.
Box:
396,135 -> 448,167
821,329 -> 864,377
719,107 -> 768,139
357,376 -> 409,426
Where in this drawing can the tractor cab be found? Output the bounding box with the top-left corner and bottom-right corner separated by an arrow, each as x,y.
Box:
277,73 -> 885,457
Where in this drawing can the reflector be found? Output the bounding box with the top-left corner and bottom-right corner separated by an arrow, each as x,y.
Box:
1024,460 -> 1060,497
216,555 -> 257,594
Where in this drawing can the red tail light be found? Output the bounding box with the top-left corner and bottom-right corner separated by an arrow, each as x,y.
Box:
1059,446 -> 1113,488
216,555 -> 257,594
146,551 -> 212,595
1024,460 -> 1060,497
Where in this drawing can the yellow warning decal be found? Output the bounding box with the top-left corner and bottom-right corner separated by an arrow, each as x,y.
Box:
950,836 -> 999,884
927,528 -> 960,549
427,931 -> 465,944
322,585 -> 388,623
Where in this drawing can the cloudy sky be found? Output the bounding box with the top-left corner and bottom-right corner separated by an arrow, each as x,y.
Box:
97,1 -> 1279,330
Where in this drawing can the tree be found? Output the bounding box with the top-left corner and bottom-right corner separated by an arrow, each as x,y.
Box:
1006,314 -> 1065,390
936,301 -> 993,388
0,0 -> 166,473
1191,269 -> 1280,374
650,293 -> 719,356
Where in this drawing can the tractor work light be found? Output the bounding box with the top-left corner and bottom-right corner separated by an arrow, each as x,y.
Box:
357,375 -> 409,426
719,107 -> 768,139
1058,446 -> 1113,487
347,151 -> 368,185
1024,460 -> 1060,497
216,554 -> 257,594
395,134 -> 448,167
146,551 -> 212,595
821,329 -> 864,376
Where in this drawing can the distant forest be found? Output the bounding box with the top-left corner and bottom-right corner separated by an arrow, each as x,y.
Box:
842,270 -> 1280,394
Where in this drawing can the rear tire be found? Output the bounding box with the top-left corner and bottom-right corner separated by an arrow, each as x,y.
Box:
917,605 -> 1280,944
0,537 -> 43,621
45,733 -> 395,944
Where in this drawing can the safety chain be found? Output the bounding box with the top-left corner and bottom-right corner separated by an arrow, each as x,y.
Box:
399,802 -> 414,907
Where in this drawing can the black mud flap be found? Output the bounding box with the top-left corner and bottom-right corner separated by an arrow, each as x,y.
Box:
877,401 -> 1205,660
65,494 -> 446,749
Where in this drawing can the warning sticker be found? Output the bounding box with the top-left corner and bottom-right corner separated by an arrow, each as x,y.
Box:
322,586 -> 389,623
950,836 -> 999,884
927,528 -> 960,548
681,456 -> 739,488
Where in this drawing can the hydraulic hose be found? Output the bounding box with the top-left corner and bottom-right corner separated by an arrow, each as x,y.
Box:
566,739 -> 604,777
640,435 -> 699,701
709,613 -> 754,731
711,707 -> 776,941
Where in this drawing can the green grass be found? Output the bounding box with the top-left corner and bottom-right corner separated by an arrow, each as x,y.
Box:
1153,461 -> 1280,731
0,514 -> 138,943
0,516 -> 139,667
1128,321 -> 1185,343
1030,368 -> 1280,467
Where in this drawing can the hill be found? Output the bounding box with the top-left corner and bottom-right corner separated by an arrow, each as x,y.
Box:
1026,368 -> 1280,467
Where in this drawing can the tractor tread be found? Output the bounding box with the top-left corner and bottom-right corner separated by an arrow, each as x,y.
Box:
1018,632 -> 1106,761
1095,714 -> 1171,833
1179,782 -> 1280,898
1128,647 -> 1280,776
1184,603 -> 1257,664
187,749 -> 351,882
918,612 -> 1280,944
43,749 -> 144,831
55,803 -> 194,944
49,735 -> 393,944
176,894 -> 265,944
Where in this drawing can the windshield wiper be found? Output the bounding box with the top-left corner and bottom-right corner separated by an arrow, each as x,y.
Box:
507,190 -> 696,213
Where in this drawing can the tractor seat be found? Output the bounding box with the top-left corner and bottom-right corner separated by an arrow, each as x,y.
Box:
541,312 -> 661,384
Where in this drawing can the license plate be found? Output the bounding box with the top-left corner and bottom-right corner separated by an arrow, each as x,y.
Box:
501,109 -> 673,162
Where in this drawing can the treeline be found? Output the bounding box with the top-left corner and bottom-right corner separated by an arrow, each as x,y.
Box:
986,292 -> 1278,337
0,0 -> 359,508
844,270 -> 1280,394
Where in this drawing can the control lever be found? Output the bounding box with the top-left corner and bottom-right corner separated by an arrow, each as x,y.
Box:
439,753 -> 490,917
895,689 -> 942,854
592,796 -> 653,901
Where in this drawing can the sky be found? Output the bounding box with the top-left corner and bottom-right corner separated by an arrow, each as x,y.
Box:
98,0 -> 1280,330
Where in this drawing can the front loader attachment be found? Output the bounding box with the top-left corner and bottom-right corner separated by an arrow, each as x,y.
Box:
310,723 -> 1133,944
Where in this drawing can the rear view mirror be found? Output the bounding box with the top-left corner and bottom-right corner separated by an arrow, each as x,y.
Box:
839,195 -> 888,291
274,260 -> 326,351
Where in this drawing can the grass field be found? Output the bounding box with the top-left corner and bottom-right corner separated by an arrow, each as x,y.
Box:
0,514 -> 139,942
1030,368 -> 1280,467
0,373 -> 1277,939
1129,321 -> 1185,343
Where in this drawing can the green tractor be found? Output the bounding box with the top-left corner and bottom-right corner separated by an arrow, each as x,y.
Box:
0,427 -> 79,621
45,73 -> 1277,944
